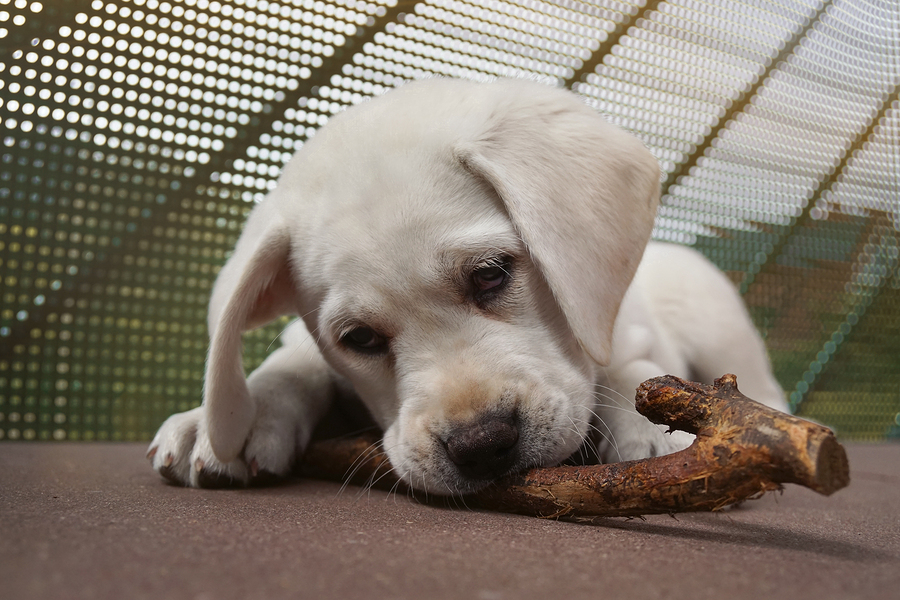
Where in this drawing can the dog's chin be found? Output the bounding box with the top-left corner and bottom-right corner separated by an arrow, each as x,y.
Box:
399,466 -> 517,497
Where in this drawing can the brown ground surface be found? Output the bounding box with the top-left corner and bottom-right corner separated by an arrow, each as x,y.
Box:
1,442 -> 898,600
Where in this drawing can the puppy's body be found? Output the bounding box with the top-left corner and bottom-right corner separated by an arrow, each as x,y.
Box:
149,78 -> 787,492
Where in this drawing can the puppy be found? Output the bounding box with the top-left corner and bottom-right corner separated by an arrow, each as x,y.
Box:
148,78 -> 788,493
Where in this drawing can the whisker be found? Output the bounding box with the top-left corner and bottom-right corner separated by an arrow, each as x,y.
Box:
352,438 -> 412,500
417,472 -> 430,505
265,324 -> 290,353
591,415 -> 622,463
268,309 -> 323,352
566,416 -> 603,464
339,439 -> 387,496
387,469 -> 410,502
591,383 -> 634,408
277,324 -> 326,366
569,404 -> 623,463
588,394 -> 647,418
366,459 -> 404,495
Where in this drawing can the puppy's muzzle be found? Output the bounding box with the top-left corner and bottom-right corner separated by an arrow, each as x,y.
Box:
442,413 -> 519,481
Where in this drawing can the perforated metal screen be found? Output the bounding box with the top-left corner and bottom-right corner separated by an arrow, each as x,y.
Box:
0,0 -> 898,443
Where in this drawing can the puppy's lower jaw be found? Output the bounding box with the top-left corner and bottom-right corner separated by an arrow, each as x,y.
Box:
385,394 -> 593,495
428,429 -> 586,496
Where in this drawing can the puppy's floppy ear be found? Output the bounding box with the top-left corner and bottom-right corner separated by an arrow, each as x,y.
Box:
457,83 -> 660,365
203,199 -> 297,462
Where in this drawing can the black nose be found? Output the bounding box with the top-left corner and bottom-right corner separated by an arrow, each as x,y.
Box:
444,415 -> 519,481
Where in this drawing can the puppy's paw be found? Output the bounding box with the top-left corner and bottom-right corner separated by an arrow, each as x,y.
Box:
147,406 -> 202,486
651,428 -> 694,457
147,404 -> 299,488
147,406 -> 247,487
597,419 -> 694,463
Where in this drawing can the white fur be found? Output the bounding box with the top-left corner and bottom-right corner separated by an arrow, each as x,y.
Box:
148,78 -> 788,493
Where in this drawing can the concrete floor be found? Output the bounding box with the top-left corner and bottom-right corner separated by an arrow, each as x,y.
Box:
1,442 -> 898,600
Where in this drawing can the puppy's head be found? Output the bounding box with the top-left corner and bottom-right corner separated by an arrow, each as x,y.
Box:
202,78 -> 660,494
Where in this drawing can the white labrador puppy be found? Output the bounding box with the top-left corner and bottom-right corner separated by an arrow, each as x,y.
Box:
148,78 -> 787,493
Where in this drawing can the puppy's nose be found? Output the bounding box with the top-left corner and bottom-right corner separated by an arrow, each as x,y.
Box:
444,415 -> 519,481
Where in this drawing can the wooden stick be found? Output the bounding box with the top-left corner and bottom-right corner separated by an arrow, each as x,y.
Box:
300,374 -> 850,518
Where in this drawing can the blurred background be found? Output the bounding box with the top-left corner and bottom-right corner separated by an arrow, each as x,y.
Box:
0,0 -> 897,444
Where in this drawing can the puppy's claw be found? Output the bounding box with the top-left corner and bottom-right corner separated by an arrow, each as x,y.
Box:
194,458 -> 205,473
146,446 -> 158,461
249,457 -> 259,478
163,453 -> 174,468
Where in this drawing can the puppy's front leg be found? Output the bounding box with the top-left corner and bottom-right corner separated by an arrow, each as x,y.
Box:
148,321 -> 335,487
590,287 -> 694,463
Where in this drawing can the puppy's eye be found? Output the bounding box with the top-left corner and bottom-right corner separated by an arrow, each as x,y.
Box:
472,265 -> 507,291
471,258 -> 511,301
340,327 -> 388,354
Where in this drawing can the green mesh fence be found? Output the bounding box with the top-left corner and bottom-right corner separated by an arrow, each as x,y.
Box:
0,0 -> 897,443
